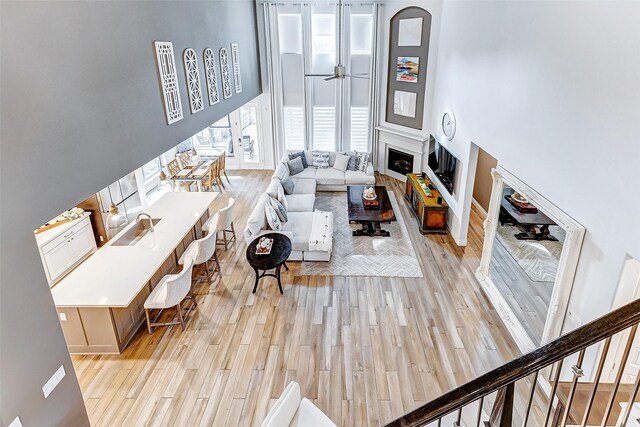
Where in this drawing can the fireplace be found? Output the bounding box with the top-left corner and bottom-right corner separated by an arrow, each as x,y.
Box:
387,148 -> 414,176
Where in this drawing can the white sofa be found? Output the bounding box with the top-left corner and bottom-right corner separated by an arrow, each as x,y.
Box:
275,150 -> 375,191
261,382 -> 336,427
243,150 -> 374,262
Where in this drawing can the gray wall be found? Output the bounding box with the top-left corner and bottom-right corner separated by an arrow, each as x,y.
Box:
0,1 -> 261,425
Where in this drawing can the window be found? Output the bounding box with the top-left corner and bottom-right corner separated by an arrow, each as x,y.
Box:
271,4 -> 375,153
191,116 -> 234,156
141,157 -> 161,181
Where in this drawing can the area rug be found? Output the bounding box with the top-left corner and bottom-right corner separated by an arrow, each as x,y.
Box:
495,223 -> 565,282
299,191 -> 423,278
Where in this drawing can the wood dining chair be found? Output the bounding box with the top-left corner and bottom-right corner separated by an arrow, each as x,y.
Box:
202,159 -> 223,192
219,152 -> 231,185
167,158 -> 194,192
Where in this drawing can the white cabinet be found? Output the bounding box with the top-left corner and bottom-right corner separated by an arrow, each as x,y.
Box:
36,214 -> 97,286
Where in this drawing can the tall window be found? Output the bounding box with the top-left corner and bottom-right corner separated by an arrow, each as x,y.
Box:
270,3 -> 376,153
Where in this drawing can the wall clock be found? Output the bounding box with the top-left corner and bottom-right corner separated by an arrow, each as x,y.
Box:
441,109 -> 456,140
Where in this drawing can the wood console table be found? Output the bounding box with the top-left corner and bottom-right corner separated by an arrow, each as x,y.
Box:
404,174 -> 448,234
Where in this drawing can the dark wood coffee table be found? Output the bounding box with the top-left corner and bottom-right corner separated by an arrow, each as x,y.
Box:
499,188 -> 557,241
347,185 -> 396,237
246,233 -> 292,294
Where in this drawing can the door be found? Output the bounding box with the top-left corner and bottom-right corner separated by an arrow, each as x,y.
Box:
226,102 -> 265,169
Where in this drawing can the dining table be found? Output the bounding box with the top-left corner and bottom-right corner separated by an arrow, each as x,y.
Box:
171,158 -> 215,192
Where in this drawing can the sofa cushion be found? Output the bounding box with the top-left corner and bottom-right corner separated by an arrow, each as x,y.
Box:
265,203 -> 283,231
245,194 -> 269,239
282,212 -> 314,252
269,196 -> 288,223
285,193 -> 315,212
355,151 -> 369,172
333,153 -> 349,172
291,178 -> 316,194
347,154 -> 359,171
273,162 -> 290,181
311,151 -> 330,168
293,166 -> 318,179
288,151 -> 308,168
281,175 -> 295,194
345,169 -> 376,185
266,180 -> 280,198
287,156 -> 305,175
315,168 -> 345,185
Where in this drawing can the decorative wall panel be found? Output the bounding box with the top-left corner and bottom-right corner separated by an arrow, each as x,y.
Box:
219,47 -> 232,99
231,43 -> 242,94
154,41 -> 183,124
203,48 -> 220,105
183,48 -> 204,113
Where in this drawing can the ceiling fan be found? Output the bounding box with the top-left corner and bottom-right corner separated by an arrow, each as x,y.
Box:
304,0 -> 370,81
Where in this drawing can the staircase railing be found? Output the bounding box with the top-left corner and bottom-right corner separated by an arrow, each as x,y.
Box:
384,297 -> 640,427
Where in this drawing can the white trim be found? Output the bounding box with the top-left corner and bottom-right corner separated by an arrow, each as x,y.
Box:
375,125 -> 429,143
471,198 -> 488,220
475,166 -> 585,355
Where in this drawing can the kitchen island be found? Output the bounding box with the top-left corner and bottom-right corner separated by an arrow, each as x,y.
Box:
51,192 -> 216,354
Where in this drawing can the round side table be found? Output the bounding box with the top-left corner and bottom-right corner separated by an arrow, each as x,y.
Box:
246,233 -> 292,294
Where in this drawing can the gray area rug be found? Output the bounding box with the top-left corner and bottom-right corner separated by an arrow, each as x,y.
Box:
495,224 -> 565,282
299,191 -> 423,278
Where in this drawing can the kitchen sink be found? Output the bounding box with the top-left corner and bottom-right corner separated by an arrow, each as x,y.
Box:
111,218 -> 161,246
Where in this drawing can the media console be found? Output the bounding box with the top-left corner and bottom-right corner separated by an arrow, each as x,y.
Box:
404,173 -> 448,234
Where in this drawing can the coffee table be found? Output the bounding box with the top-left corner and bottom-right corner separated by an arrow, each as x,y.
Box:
347,185 -> 396,237
499,188 -> 557,241
246,233 -> 292,294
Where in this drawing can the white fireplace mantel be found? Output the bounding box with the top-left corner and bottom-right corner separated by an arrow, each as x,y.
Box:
377,127 -> 427,181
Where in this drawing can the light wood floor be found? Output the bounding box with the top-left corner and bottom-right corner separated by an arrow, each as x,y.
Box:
489,238 -> 553,344
72,171 -> 522,427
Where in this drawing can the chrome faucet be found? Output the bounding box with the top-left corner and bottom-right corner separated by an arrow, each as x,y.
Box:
136,213 -> 154,232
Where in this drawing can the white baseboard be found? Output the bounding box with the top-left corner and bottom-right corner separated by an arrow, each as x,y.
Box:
471,198 -> 488,219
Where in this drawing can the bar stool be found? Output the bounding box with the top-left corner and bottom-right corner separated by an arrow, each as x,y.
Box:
202,197 -> 236,250
179,227 -> 221,286
144,256 -> 197,334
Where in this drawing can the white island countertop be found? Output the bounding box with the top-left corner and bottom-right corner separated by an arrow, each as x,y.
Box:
51,192 -> 216,307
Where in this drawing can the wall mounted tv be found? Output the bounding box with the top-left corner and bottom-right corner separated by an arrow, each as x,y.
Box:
428,135 -> 459,195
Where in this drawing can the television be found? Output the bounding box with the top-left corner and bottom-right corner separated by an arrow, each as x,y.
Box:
428,135 -> 458,195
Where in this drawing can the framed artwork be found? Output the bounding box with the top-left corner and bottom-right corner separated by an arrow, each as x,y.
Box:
203,48 -> 220,105
231,43 -> 242,94
393,90 -> 417,118
396,57 -> 419,83
398,17 -> 423,46
183,48 -> 204,114
219,47 -> 232,99
153,41 -> 183,125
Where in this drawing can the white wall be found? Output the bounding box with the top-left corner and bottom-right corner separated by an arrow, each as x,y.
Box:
377,0 -> 480,246
430,0 -> 640,327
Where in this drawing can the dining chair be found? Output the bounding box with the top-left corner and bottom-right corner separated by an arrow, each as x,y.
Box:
167,158 -> 194,192
144,255 -> 197,334
179,226 -> 221,286
219,152 -> 231,185
202,160 -> 223,192
177,151 -> 191,169
203,197 -> 236,250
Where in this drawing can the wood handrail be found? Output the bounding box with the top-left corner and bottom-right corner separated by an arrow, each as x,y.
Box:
384,297 -> 640,427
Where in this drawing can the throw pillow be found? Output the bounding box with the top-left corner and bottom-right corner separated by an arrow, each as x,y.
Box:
276,181 -> 289,211
287,156 -> 304,175
288,151 -> 308,168
269,196 -> 288,223
281,174 -> 295,195
356,152 -> 369,172
264,203 -> 282,231
333,153 -> 350,172
312,151 -> 330,168
347,154 -> 359,171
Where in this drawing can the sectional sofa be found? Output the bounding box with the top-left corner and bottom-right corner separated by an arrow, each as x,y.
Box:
243,150 -> 375,261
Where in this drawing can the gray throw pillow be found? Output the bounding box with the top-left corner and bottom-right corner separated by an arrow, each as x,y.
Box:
264,203 -> 282,231
347,154 -> 359,171
287,156 -> 304,175
269,196 -> 288,223
288,151 -> 308,168
281,175 -> 295,194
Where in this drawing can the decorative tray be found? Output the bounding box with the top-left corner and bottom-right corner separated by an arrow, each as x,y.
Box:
256,237 -> 274,255
505,195 -> 538,213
